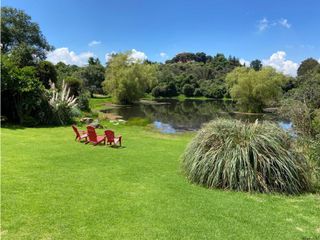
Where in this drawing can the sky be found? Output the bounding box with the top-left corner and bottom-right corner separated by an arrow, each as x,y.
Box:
3,0 -> 320,76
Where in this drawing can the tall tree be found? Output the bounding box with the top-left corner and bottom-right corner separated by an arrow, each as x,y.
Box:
297,58 -> 320,77
250,59 -> 262,71
37,61 -> 57,88
226,67 -> 289,112
103,52 -> 157,104
1,7 -> 53,61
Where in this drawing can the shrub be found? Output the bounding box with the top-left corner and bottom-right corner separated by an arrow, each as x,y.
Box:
49,81 -> 78,125
151,86 -> 161,98
193,88 -> 202,97
64,76 -> 82,96
299,138 -> 320,192
278,99 -> 313,136
78,91 -> 91,112
182,84 -> 194,97
182,119 -> 310,194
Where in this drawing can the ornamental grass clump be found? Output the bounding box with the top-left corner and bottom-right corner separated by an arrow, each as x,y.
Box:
182,119 -> 310,194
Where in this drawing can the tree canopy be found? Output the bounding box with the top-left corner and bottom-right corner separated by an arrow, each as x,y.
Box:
297,58 -> 320,77
226,67 -> 289,112
1,7 -> 53,61
103,52 -> 157,104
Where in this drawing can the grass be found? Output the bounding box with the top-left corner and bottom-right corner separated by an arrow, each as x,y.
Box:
89,96 -> 112,111
1,124 -> 320,239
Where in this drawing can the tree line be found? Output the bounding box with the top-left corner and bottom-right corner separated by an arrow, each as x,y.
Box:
1,6 -> 320,129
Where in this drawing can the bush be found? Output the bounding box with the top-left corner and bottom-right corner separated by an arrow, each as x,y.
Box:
78,91 -> 91,112
151,86 -> 161,98
64,76 -> 82,96
312,109 -> 320,136
182,119 -> 310,194
193,88 -> 202,97
182,84 -> 194,97
278,99 -> 313,136
49,81 -> 78,125
300,138 -> 320,192
151,83 -> 178,98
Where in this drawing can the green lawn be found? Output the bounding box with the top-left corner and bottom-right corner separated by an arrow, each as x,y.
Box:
1,124 -> 320,239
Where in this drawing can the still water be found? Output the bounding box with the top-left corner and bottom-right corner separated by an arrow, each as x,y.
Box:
102,99 -> 291,133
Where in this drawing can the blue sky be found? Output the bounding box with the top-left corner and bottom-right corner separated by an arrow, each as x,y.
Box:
3,0 -> 320,75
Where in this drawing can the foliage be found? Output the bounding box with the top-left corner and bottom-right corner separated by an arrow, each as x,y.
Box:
1,55 -> 47,123
37,61 -> 57,88
165,52 -> 213,63
9,43 -> 37,67
297,58 -> 320,77
64,76 -> 83,96
193,88 -> 202,96
154,53 -> 241,98
75,59 -> 105,96
151,83 -> 178,97
103,52 -> 157,104
250,59 -> 262,71
49,81 -> 78,125
1,7 -> 52,60
290,67 -> 320,109
78,90 -> 91,112
182,119 -> 310,194
298,137 -> 320,191
226,67 -> 288,112
55,62 -> 80,86
278,99 -> 313,136
182,84 -> 195,97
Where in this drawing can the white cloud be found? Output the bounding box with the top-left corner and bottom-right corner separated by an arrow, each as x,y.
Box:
278,18 -> 291,28
239,58 -> 250,66
46,47 -> 94,66
258,18 -> 269,31
160,52 -> 168,58
105,49 -> 147,63
105,51 -> 116,62
88,40 -> 101,47
129,49 -> 147,62
262,51 -> 298,76
257,18 -> 291,32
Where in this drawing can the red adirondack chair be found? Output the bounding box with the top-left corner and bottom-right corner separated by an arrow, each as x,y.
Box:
104,130 -> 122,146
72,125 -> 87,142
86,126 -> 106,146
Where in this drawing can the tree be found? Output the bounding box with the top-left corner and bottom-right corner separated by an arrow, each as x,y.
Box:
64,76 -> 83,97
55,62 -> 80,87
297,58 -> 320,77
75,58 -> 105,96
103,52 -> 157,104
226,67 -> 288,112
182,84 -> 195,97
37,61 -> 57,88
1,7 -> 53,60
1,55 -> 46,123
290,67 -> 320,109
250,59 -> 262,71
88,57 -> 101,65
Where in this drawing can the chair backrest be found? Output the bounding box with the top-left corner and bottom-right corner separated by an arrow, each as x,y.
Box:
72,125 -> 80,138
104,130 -> 115,142
87,126 -> 97,142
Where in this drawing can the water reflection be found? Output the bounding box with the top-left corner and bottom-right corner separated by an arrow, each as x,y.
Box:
102,99 -> 290,133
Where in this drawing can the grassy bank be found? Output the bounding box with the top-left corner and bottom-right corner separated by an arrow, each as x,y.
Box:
1,124 -> 320,239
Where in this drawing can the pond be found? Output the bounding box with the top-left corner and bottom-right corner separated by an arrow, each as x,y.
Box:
102,99 -> 292,133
